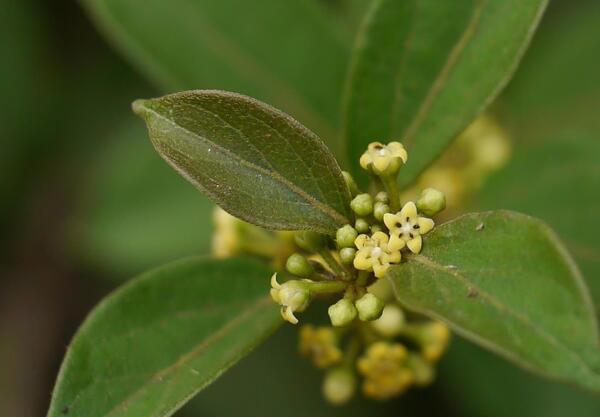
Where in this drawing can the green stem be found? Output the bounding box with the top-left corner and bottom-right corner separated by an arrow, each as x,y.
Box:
308,280 -> 348,295
381,174 -> 401,212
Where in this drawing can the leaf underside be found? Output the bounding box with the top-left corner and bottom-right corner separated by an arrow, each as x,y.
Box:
134,90 -> 352,235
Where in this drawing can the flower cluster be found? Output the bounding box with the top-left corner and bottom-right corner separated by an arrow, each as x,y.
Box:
212,140 -> 452,403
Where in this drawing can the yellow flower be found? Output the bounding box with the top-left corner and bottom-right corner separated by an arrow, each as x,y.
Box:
299,325 -> 343,368
383,201 -> 434,254
353,232 -> 401,279
270,273 -> 311,324
420,322 -> 451,362
359,142 -> 408,175
357,342 -> 413,400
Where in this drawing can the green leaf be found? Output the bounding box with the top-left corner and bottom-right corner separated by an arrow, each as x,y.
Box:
388,210 -> 600,391
47,257 -> 281,417
475,132 -> 600,311
81,0 -> 349,153
342,0 -> 548,186
133,90 -> 352,234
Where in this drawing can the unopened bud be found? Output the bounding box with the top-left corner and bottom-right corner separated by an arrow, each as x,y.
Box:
375,191 -> 389,203
373,201 -> 390,221
370,224 -> 383,234
294,231 -> 328,252
286,253 -> 314,278
328,298 -> 357,327
355,218 -> 370,234
350,193 -> 373,217
322,367 -> 356,405
416,188 -> 446,216
336,225 -> 358,248
371,304 -> 405,337
339,247 -> 356,264
355,293 -> 385,321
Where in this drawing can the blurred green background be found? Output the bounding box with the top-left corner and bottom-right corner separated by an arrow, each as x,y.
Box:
1,0 -> 599,416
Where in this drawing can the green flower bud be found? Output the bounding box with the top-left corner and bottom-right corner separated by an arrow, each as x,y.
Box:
294,231 -> 328,252
328,298 -> 357,327
339,247 -> 356,264
355,293 -> 385,321
375,191 -> 389,203
370,224 -> 383,234
322,367 -> 356,405
416,188 -> 446,216
355,218 -> 370,234
371,304 -> 405,337
373,201 -> 390,221
336,224 -> 358,248
342,171 -> 359,197
285,253 -> 314,277
350,193 -> 373,217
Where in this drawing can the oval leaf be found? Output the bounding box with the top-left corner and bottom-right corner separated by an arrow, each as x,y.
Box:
388,210 -> 600,391
133,90 -> 352,234
343,0 -> 548,186
47,257 -> 281,417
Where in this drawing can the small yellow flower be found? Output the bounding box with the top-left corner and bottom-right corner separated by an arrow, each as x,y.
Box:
357,342 -> 413,400
353,232 -> 401,279
270,273 -> 311,324
299,325 -> 343,368
383,201 -> 434,254
359,142 -> 408,175
419,322 -> 451,362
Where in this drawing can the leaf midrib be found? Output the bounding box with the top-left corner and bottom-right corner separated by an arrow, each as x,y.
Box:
400,0 -> 485,148
141,103 -> 349,228
406,253 -> 600,379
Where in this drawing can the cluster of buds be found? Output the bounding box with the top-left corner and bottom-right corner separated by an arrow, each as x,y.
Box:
213,139 -> 452,403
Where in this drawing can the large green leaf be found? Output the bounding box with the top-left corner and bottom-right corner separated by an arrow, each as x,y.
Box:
47,257 -> 281,417
388,210 -> 600,391
342,0 -> 548,186
476,132 -> 600,310
133,90 -> 352,234
81,0 -> 349,152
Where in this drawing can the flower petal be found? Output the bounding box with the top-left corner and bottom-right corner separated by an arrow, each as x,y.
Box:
417,217 -> 435,235
406,235 -> 422,254
354,249 -> 373,271
359,153 -> 372,169
388,142 -> 408,163
373,262 -> 389,279
399,201 -> 417,220
373,155 -> 390,172
383,213 -> 399,230
388,233 -> 406,252
372,231 -> 389,244
354,234 -> 369,249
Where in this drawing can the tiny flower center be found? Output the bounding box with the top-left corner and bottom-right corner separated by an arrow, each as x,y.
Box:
401,223 -> 413,235
377,148 -> 388,157
371,247 -> 383,258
